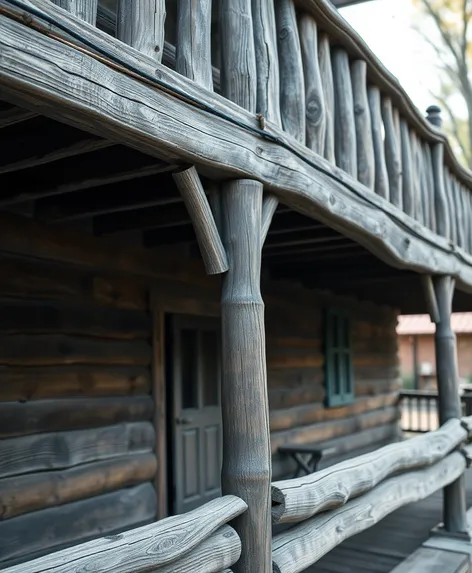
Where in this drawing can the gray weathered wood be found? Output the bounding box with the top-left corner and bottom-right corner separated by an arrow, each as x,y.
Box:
410,131 -> 423,224
0,453 -> 157,520
434,275 -> 468,533
332,48 -> 357,177
451,176 -> 464,247
299,14 -> 325,153
271,418 -> 466,524
51,0 -> 97,24
431,143 -> 450,240
2,497 -> 246,573
421,275 -> 440,324
318,33 -> 335,163
400,120 -> 414,217
275,0 -> 305,143
4,10 -> 472,286
252,0 -> 281,125
418,140 -> 431,229
272,450 -> 467,573
390,546 -> 470,573
117,0 -> 166,61
221,180 -> 271,573
0,484 -> 157,565
368,85 -> 389,199
176,0 -> 212,90
0,422 -> 154,479
220,0 -> 257,111
382,97 -> 402,208
0,106 -> 36,129
350,61 -> 374,190
461,184 -> 472,253
262,195 -> 279,245
172,166 -> 229,275
424,142 -> 437,232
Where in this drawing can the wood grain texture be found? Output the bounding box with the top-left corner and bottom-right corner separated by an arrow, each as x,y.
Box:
0,396 -> 153,437
221,180 -> 271,573
449,176 -> 462,246
176,0 -> 212,90
431,143 -> 450,240
350,60 -> 374,190
410,131 -> 423,224
51,0 -> 97,24
272,450 -> 467,573
368,85 -> 389,200
0,365 -> 151,401
0,484 -> 157,565
117,0 -> 166,61
382,97 -> 402,208
1,496 -> 246,573
252,0 -> 281,125
0,453 -> 157,520
220,0 -> 257,111
0,299 -> 150,339
3,12 -> 472,285
423,142 -> 437,232
172,166 -> 228,275
0,335 -> 152,366
400,120 -> 414,217
332,48 -> 357,177
299,14 -> 325,153
261,194 -> 279,245
318,33 -> 335,164
271,418 -> 466,524
271,406 -> 398,453
0,421 -> 154,478
275,0 -> 305,143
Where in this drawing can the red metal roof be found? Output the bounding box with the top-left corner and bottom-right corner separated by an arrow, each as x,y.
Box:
397,313 -> 472,335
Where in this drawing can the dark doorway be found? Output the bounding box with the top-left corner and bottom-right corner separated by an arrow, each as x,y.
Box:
166,314 -> 222,514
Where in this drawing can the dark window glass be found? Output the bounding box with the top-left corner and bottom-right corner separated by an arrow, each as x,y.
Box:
325,310 -> 354,407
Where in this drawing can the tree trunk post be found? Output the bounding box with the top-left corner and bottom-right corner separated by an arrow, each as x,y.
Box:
220,179 -> 272,573
433,275 -> 468,534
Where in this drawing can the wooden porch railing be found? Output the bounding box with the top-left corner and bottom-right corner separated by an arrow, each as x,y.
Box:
1,495 -> 247,573
399,389 -> 472,433
270,416 -> 472,573
13,0 -> 466,254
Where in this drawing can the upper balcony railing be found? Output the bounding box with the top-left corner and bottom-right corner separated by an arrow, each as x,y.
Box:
10,0 -> 472,258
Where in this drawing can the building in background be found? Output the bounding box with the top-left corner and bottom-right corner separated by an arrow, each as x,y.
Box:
397,314 -> 472,390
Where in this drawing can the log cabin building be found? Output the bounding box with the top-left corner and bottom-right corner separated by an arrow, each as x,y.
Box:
1,1 -> 472,572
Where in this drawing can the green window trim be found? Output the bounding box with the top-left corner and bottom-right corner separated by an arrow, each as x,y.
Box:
324,308 -> 354,407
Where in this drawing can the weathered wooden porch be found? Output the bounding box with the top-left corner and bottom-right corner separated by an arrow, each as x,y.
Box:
2,0 -> 472,572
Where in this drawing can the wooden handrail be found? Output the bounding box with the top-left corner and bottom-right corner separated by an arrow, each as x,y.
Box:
3,496 -> 247,573
271,417 -> 467,524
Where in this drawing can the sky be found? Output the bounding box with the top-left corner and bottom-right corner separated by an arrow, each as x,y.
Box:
339,0 -> 439,116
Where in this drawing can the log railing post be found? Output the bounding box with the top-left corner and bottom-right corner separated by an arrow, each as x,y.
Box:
52,0 -> 98,25
220,180 -> 271,573
433,275 -> 469,534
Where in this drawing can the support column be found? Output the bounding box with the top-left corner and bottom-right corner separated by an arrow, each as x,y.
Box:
434,275 -> 468,534
220,180 -> 272,573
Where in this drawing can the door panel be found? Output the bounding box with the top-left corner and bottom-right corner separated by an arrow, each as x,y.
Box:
170,315 -> 222,514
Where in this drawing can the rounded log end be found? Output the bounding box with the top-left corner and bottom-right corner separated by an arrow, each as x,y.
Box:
271,485 -> 286,524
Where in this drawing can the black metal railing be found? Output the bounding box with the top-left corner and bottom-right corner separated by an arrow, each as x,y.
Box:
399,390 -> 472,433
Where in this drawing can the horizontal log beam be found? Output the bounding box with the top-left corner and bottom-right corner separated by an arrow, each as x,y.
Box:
272,448 -> 468,573
3,497 -> 247,573
0,104 -> 36,127
272,418 -> 466,524
1,6 -> 472,288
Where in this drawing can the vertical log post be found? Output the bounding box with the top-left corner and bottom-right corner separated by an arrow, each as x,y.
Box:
220,180 -> 271,573
424,143 -> 437,232
299,14 -> 326,153
275,0 -> 306,143
433,276 -> 468,534
431,142 -> 450,241
252,0 -> 282,126
52,0 -> 97,24
117,0 -> 166,61
319,34 -> 335,164
176,0 -> 213,90
400,120 -> 415,217
368,85 -> 389,199
382,97 -> 402,208
350,60 -> 374,190
332,48 -> 357,178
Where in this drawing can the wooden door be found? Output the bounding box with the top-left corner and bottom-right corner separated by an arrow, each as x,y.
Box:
170,315 -> 222,514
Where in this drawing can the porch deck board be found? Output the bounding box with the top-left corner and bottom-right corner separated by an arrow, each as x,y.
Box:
305,468 -> 472,572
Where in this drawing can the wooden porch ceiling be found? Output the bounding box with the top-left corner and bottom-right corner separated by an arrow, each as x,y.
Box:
1,100 -> 472,315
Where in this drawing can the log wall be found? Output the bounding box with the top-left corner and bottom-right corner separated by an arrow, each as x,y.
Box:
264,285 -> 401,480
0,256 -> 157,565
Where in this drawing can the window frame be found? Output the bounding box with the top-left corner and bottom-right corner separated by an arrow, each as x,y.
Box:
324,308 -> 354,407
